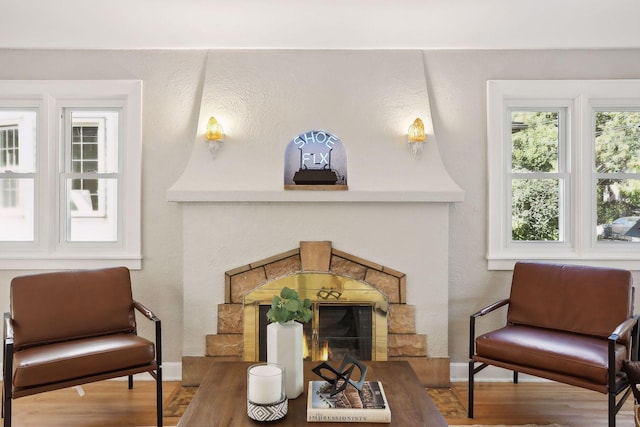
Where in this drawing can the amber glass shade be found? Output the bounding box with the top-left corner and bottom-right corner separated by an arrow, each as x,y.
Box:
407,118 -> 426,143
205,116 -> 224,141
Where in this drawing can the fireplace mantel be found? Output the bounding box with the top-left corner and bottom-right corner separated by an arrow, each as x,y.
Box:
166,129 -> 464,203
167,188 -> 463,203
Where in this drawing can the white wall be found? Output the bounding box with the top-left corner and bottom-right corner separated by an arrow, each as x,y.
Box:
1,48 -> 640,379
0,50 -> 207,377
422,49 -> 640,379
1,0 -> 639,50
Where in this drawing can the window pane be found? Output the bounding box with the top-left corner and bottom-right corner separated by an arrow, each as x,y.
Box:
512,178 -> 560,241
66,178 -> 117,242
595,111 -> 640,173
0,110 -> 36,173
83,144 -> 98,160
511,111 -> 559,173
70,111 -> 119,173
596,178 -> 640,241
0,178 -> 34,241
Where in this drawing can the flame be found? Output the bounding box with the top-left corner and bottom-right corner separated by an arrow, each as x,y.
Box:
320,341 -> 330,361
302,333 -> 330,361
303,334 -> 310,359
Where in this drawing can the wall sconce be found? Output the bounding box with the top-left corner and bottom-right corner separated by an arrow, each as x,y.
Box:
205,116 -> 224,158
407,117 -> 426,157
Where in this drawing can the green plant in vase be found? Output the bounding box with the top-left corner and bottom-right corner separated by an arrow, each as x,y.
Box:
266,286 -> 312,324
266,286 -> 312,399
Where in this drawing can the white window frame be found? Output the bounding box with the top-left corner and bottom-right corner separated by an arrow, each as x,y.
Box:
487,80 -> 640,270
0,80 -> 142,270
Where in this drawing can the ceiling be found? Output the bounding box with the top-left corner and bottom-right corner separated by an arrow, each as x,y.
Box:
1,0 -> 639,50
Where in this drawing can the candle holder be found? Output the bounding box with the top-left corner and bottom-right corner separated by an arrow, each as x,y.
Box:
247,363 -> 288,421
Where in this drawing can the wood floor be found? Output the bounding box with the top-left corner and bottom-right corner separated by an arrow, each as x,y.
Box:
1,380 -> 637,426
448,382 -> 637,427
3,380 -> 183,427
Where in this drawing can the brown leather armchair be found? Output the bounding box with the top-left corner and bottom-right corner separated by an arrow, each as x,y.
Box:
469,261 -> 639,427
2,267 -> 162,427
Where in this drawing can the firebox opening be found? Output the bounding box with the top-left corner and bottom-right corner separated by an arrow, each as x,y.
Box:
243,272 -> 388,362
258,304 -> 374,361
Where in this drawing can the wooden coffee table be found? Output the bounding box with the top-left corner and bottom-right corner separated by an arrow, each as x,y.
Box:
177,360 -> 447,426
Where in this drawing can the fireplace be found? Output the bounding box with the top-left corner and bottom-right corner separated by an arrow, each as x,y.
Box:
244,272 -> 388,362
208,241 -> 421,367
167,50 -> 464,387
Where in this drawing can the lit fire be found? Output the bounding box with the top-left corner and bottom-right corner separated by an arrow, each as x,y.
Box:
320,341 -> 330,361
303,334 -> 310,359
302,334 -> 331,361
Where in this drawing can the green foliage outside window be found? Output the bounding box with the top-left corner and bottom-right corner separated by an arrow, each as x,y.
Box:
511,111 -> 560,241
510,110 -> 640,242
595,112 -> 640,229
512,179 -> 559,241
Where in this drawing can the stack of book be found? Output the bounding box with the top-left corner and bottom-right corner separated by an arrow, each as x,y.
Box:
306,380 -> 391,423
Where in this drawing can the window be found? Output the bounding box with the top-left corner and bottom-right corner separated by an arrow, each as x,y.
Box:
1,124 -> 20,208
65,111 -> 119,242
0,110 -> 36,241
510,110 -> 566,242
0,81 -> 142,269
487,80 -> 640,270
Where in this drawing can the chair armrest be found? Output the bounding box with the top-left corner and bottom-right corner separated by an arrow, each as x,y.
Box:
3,312 -> 13,404
4,312 -> 13,345
133,301 -> 162,368
609,316 -> 639,342
471,298 -> 510,318
469,299 -> 510,359
134,301 -> 160,322
608,315 -> 640,391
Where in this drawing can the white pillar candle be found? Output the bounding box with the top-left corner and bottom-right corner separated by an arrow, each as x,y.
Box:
247,364 -> 283,404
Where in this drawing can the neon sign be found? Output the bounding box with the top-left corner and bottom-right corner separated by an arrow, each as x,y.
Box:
284,130 -> 348,189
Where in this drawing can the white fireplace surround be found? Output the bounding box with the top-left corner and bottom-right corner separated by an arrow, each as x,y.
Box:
168,50 -> 464,360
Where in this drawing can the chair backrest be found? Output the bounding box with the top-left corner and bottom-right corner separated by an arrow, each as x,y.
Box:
10,267 -> 136,350
507,261 -> 633,339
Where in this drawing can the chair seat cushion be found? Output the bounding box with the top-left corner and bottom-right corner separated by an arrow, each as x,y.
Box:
12,333 -> 155,389
475,324 -> 627,385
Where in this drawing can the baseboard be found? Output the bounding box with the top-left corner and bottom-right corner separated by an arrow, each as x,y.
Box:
138,361 -> 550,384
0,360 -> 555,385
450,362 -> 551,383
0,362 -> 183,383
126,362 -> 182,381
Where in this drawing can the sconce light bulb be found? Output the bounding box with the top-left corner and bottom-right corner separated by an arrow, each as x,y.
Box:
408,118 -> 426,143
407,117 -> 426,157
205,116 -> 224,141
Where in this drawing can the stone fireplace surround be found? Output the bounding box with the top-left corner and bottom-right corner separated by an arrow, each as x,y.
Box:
182,241 -> 450,387
168,50 -> 464,388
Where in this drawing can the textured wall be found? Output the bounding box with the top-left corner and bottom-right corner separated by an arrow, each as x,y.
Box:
1,48 -> 640,380
423,49 -> 640,378
0,50 -> 207,374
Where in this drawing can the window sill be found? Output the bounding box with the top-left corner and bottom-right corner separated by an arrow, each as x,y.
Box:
0,255 -> 142,271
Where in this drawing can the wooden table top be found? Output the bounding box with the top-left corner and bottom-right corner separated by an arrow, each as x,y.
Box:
177,360 -> 447,426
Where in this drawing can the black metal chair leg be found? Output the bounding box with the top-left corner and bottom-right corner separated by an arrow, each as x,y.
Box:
128,375 -> 133,390
156,366 -> 163,427
3,381 -> 10,427
609,391 -> 616,427
3,340 -> 12,427
468,360 -> 475,418
513,371 -> 518,384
